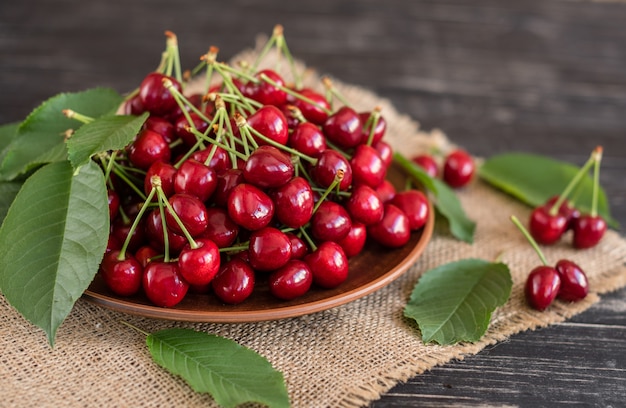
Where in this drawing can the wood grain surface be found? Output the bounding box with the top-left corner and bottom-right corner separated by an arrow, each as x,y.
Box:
1,0 -> 624,406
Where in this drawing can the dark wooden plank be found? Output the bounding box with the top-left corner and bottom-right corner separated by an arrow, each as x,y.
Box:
0,0 -> 625,406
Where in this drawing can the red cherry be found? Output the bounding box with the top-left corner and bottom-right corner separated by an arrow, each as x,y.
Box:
411,154 -> 439,178
128,129 -> 171,170
246,69 -> 288,106
350,144 -> 386,188
310,201 -> 352,243
213,168 -> 244,207
248,227 -> 292,272
271,176 -> 314,228
111,216 -> 145,253
142,261 -> 189,308
107,189 -> 120,220
134,245 -> 160,268
246,105 -> 289,146
572,214 -> 607,249
243,145 -> 294,188
390,189 -> 430,230
123,94 -> 145,115
227,183 -> 275,231
304,241 -> 349,289
286,232 -> 309,259
288,122 -> 327,158
367,204 -> 411,248
525,265 -> 561,311
200,207 -> 239,248
443,149 -> 475,188
290,88 -> 330,125
336,222 -> 367,258
373,140 -> 393,169
174,112 -> 210,147
211,258 -> 255,304
139,73 -> 182,116
165,193 -> 209,238
529,206 -> 568,245
143,116 -> 176,144
99,250 -> 143,296
555,259 -> 589,302
144,208 -> 188,254
178,238 -> 221,286
311,149 -> 353,191
544,195 -> 580,230
174,159 -> 217,202
323,106 -> 363,149
144,161 -> 177,198
375,180 -> 397,203
106,234 -> 121,254
345,184 -> 384,226
359,111 -> 386,145
268,260 -> 313,300
190,146 -> 230,173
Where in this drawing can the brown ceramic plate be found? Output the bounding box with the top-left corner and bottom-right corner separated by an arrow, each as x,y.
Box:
83,164 -> 434,322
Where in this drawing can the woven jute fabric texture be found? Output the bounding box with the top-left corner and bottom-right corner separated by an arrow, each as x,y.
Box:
2,44 -> 626,408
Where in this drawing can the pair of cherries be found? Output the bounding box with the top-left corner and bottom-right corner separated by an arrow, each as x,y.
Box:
511,216 -> 589,311
411,149 -> 475,188
529,146 -> 607,249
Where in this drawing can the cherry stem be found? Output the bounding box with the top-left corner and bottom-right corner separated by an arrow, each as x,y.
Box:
110,164 -> 147,201
591,146 -> 603,217
153,179 -> 198,250
510,215 -> 549,266
118,188 -> 156,260
312,170 -> 344,213
212,63 -> 257,113
156,190 -> 170,262
164,30 -> 183,84
258,73 -> 333,115
365,107 -> 382,146
299,226 -> 317,252
549,147 -> 599,216
62,109 -> 94,124
119,320 -> 150,337
218,244 -> 249,253
322,76 -> 352,109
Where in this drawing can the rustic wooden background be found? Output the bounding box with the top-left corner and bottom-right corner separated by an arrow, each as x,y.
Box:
1,0 -> 624,406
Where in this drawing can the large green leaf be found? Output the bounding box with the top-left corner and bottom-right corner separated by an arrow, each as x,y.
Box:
147,328 -> 290,408
67,112 -> 148,170
0,122 -> 20,158
394,152 -> 476,243
404,259 -> 512,345
479,152 -> 618,228
0,160 -> 109,346
0,88 -> 123,181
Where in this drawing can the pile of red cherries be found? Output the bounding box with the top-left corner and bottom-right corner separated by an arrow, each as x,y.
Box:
98,32 -> 432,308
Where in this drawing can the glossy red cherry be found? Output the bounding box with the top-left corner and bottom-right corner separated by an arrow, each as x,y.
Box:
248,227 -> 292,272
290,88 -> 331,125
310,201 -> 352,243
174,159 -> 217,202
529,206 -> 568,245
134,245 -> 160,268
199,207 -> 239,248
227,183 -> 274,231
311,149 -> 353,191
190,146 -> 230,173
212,258 -> 255,304
345,184 -> 384,226
174,112 -> 210,147
525,265 -> 561,311
243,145 -> 294,188
271,176 -> 314,228
178,238 -> 221,286
359,111 -> 386,145
246,69 -> 288,106
323,106 -> 363,149
99,250 -> 143,296
269,260 -> 313,300
143,115 -> 176,144
390,189 -> 430,230
144,208 -> 188,254
373,140 -> 393,169
139,73 -> 182,116
106,235 -> 121,254
246,105 -> 289,146
286,232 -> 309,259
350,144 -> 386,188
111,216 -> 145,253
443,149 -> 475,188
375,180 -> 396,203
144,161 -> 177,198
411,154 -> 439,178
142,261 -> 189,308
555,259 -> 589,302
545,195 -> 580,229
123,93 -> 145,115
367,204 -> 411,248
107,189 -> 120,220
572,215 -> 607,249
336,222 -> 367,258
288,122 -> 327,158
128,129 -> 171,170
165,193 -> 208,237
304,241 -> 349,289
213,168 -> 244,207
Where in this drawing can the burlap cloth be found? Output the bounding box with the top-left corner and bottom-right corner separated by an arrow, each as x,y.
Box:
2,44 -> 626,408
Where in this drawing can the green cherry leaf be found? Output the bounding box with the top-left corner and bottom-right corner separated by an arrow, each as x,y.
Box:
479,152 -> 618,228
0,88 -> 123,181
67,112 -> 149,171
393,152 -> 476,243
147,328 -> 290,408
0,122 -> 20,158
404,259 -> 512,345
0,160 -> 109,346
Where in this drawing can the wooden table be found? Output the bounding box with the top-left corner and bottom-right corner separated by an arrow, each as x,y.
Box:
1,1 -> 624,405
